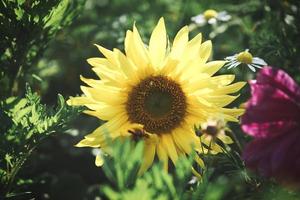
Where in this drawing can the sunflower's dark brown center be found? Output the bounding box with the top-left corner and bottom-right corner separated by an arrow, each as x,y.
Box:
126,75 -> 187,134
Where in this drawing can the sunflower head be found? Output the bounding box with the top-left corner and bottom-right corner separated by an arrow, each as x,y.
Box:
68,17 -> 245,173
126,75 -> 187,134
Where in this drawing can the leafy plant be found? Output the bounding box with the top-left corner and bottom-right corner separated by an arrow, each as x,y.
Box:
0,85 -> 82,198
0,0 -> 84,98
99,139 -> 231,200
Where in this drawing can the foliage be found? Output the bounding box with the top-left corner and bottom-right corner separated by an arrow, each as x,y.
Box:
248,0 -> 300,81
99,139 -> 300,200
0,0 -> 84,98
0,85 -> 82,198
100,139 -> 200,200
0,0 -> 84,198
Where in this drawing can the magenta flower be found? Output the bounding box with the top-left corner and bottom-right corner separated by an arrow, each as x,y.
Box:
241,66 -> 300,186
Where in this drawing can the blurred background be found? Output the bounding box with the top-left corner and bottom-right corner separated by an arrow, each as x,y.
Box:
1,0 -> 300,199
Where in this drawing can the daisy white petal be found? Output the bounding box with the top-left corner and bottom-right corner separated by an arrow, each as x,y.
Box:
225,55 -> 237,61
217,11 -> 231,21
227,62 -> 241,69
247,64 -> 256,72
208,18 -> 217,24
191,15 -> 206,25
252,57 -> 267,66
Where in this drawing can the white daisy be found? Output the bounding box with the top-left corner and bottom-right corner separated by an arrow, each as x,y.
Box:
191,9 -> 231,26
225,49 -> 267,72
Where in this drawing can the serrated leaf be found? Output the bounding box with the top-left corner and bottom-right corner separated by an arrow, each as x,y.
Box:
29,105 -> 39,124
26,130 -> 35,140
13,106 -> 32,123
44,0 -> 70,28
12,99 -> 27,113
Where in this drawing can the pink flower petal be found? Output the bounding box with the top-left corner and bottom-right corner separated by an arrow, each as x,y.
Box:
256,67 -> 300,101
242,84 -> 300,138
243,129 -> 300,186
242,67 -> 300,187
241,67 -> 300,138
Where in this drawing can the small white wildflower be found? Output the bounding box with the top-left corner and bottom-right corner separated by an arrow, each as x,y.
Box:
65,128 -> 79,136
188,176 -> 199,185
191,9 -> 231,26
225,49 -> 267,72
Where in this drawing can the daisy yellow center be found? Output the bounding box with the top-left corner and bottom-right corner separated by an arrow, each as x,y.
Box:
236,51 -> 253,64
126,75 -> 187,134
204,9 -> 218,20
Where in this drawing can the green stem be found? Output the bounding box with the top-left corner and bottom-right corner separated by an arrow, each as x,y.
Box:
227,129 -> 243,154
4,146 -> 35,198
11,65 -> 23,96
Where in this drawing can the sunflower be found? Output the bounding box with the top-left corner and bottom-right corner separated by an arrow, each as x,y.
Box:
68,18 -> 245,173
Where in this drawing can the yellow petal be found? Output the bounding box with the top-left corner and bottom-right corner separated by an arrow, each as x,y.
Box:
132,25 -> 149,67
75,138 -> 101,148
115,48 -> 138,81
211,74 -> 235,86
178,58 -> 207,80
184,73 -> 211,92
87,57 -> 110,68
216,108 -> 245,122
192,167 -> 202,179
199,40 -> 212,63
186,100 -> 208,122
161,134 -> 178,165
214,82 -> 246,95
160,57 -> 179,75
218,133 -> 233,144
94,44 -> 119,68
157,142 -> 168,171
210,143 -> 223,154
124,30 -> 134,57
67,96 -> 94,106
220,108 -> 245,117
195,154 -> 205,168
80,86 -> 125,105
138,142 -> 156,175
203,95 -> 240,107
67,96 -> 112,112
200,60 -> 225,76
182,32 -> 202,62
86,114 -> 128,140
172,127 -> 200,154
180,59 -> 224,81
80,75 -> 104,88
170,26 -> 189,58
91,65 -> 125,86
124,29 -> 152,78
200,134 -> 212,146
149,17 -> 167,68
83,105 -> 124,120
125,30 -> 143,69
